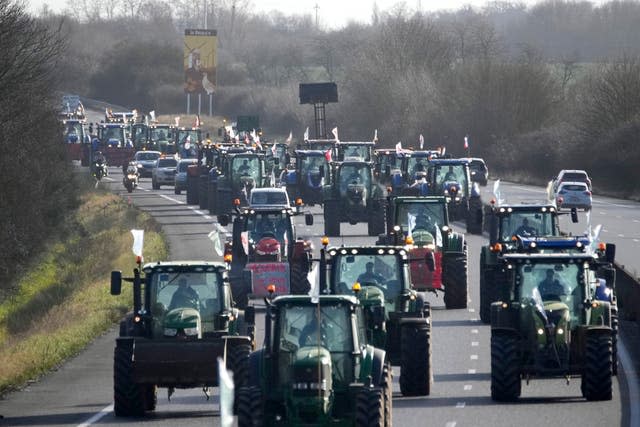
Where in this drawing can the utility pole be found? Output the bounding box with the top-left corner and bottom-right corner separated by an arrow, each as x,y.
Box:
314,3 -> 319,30
204,0 -> 207,28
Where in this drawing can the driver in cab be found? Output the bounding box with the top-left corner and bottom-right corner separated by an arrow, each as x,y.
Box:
538,269 -> 566,301
357,262 -> 385,285
515,218 -> 537,237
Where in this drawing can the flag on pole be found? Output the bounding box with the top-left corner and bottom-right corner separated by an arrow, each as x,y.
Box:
419,134 -> 425,150
395,141 -> 403,155
407,212 -> 416,238
435,223 -> 443,247
208,225 -> 225,257
241,231 -> 249,255
286,131 -> 293,144
194,114 -> 201,127
303,127 -> 309,141
271,143 -> 277,157
324,149 -> 332,162
373,129 -> 378,143
331,127 -> 339,142
464,135 -> 469,149
307,264 -> 320,304
131,229 -> 144,260
217,357 -> 234,427
149,110 -> 156,122
174,116 -> 180,127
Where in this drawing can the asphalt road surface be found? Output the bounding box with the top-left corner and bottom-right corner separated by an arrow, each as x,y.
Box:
0,169 -> 637,426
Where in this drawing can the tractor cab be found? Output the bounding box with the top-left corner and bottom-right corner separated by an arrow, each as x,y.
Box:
335,141 -> 375,162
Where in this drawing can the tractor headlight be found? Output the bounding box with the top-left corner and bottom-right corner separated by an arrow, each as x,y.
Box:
164,328 -> 178,336
557,328 -> 564,335
537,328 -> 544,335
183,327 -> 200,336
292,382 -> 309,390
309,380 -> 327,391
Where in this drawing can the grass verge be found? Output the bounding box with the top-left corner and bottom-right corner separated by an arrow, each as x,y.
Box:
0,189 -> 167,395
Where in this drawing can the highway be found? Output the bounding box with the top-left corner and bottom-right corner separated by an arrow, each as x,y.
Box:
0,169 -> 636,426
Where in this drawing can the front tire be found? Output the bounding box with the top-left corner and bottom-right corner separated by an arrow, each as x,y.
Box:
290,259 -> 311,294
237,386 -> 263,427
399,323 -> 431,396
442,250 -> 468,309
113,345 -> 145,416
491,332 -> 521,401
355,386 -> 384,427
324,200 -> 341,237
581,333 -> 613,401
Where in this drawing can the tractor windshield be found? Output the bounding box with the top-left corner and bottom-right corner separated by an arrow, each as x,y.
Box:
396,202 -> 446,236
232,156 -> 261,183
333,254 -> 405,301
301,155 -> 327,175
341,145 -> 371,161
338,164 -> 371,194
499,211 -> 557,241
246,211 -> 291,248
516,262 -> 586,325
149,127 -> 172,142
149,270 -> 223,333
407,157 -> 428,177
64,122 -> 84,140
101,126 -> 125,145
434,164 -> 468,194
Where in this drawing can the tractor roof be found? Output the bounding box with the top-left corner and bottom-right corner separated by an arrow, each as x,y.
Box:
141,261 -> 227,273
391,195 -> 447,204
295,150 -> 327,156
271,294 -> 360,306
501,252 -> 599,263
326,245 -> 408,258
491,203 -> 557,213
429,158 -> 470,165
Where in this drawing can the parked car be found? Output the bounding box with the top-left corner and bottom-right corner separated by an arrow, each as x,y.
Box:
151,157 -> 178,189
553,169 -> 592,191
248,187 -> 291,209
174,158 -> 198,195
468,158 -> 488,186
133,150 -> 162,177
555,181 -> 592,211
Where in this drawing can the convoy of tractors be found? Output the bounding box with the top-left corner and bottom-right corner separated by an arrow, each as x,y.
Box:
63,101 -> 618,425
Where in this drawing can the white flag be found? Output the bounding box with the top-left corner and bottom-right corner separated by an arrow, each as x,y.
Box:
270,169 -> 276,187
217,357 -> 234,427
407,212 -> 416,238
208,227 -> 224,257
174,116 -> 180,127
307,264 -> 320,304
149,110 -> 156,122
373,129 -> 378,143
395,141 -> 403,155
286,131 -> 293,144
419,134 -> 424,149
303,127 -> 309,141
131,229 -> 144,258
241,231 -> 249,256
435,223 -> 443,247
271,143 -> 277,156
331,127 -> 339,142
493,179 -> 503,205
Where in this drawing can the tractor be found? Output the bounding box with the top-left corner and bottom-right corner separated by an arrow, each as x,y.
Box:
335,141 -> 375,162
214,151 -> 268,216
281,149 -> 330,206
219,206 -> 314,308
321,244 -> 433,396
425,158 -> 484,234
110,261 -> 254,416
237,295 -> 392,426
377,196 -> 468,309
322,160 -> 386,237
490,251 -> 616,401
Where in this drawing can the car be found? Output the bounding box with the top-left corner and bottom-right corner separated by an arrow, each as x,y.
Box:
174,158 -> 198,195
468,158 -> 488,186
151,157 -> 178,189
553,169 -> 592,191
555,181 -> 592,211
133,150 -> 161,177
248,187 -> 291,209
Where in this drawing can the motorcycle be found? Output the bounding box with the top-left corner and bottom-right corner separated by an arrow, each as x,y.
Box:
123,163 -> 139,193
93,160 -> 108,181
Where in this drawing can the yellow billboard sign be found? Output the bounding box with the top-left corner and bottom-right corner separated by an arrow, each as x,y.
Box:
184,29 -> 217,94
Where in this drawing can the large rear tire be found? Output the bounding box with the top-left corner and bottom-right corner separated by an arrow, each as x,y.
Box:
290,260 -> 311,294
611,305 -> 619,376
479,264 -> 493,324
581,333 -> 613,401
381,362 -> 393,427
491,332 -> 521,401
466,197 -> 484,235
113,345 -> 145,416
232,276 -> 249,310
442,250 -> 468,309
367,200 -> 386,236
324,200 -> 341,237
399,323 -> 431,396
237,386 -> 263,427
355,386 -> 384,427
143,385 -> 156,411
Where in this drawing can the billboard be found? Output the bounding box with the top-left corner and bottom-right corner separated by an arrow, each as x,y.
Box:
184,29 -> 217,94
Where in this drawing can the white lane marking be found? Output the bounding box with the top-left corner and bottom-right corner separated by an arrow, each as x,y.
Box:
619,337 -> 640,427
633,239 -> 639,243
600,212 -> 607,215
160,194 -> 185,204
463,385 -> 472,391
470,355 -> 478,360
445,422 -> 457,427
468,369 -> 476,374
468,308 -> 475,313
76,404 -> 113,426
634,220 -> 639,223
471,329 -> 478,334
618,234 -> 625,238
456,402 -> 466,408
470,318 -> 478,322
471,341 -> 479,347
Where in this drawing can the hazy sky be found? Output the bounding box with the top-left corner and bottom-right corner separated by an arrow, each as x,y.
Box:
27,0 -> 608,28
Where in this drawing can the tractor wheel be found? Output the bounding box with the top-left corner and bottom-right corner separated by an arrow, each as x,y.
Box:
143,385 -> 157,411
208,183 -> 218,214
611,305 -> 619,376
355,386 -> 384,427
367,202 -> 386,236
381,362 -> 393,427
324,201 -> 341,237
399,324 -> 431,396
218,190 -> 232,216
227,343 -> 251,414
113,345 -> 145,416
237,386 -> 263,427
490,332 -> 521,401
581,333 -> 613,401
442,251 -> 468,309
290,260 -> 311,295
479,267 -> 494,324
232,278 -> 249,310
466,197 -> 484,234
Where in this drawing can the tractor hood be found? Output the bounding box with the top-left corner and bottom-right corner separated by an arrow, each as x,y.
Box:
163,307 -> 202,339
290,345 -> 333,422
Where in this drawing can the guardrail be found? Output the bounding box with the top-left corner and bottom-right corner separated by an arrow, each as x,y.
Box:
616,264 -> 640,321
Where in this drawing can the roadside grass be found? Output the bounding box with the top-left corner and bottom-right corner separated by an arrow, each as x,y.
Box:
0,189 -> 167,395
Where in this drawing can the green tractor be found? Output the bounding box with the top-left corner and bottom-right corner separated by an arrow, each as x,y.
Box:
321,244 -> 433,396
378,196 -> 468,309
214,151 -> 269,216
490,252 -> 616,402
236,295 -> 392,426
322,160 -> 386,237
110,261 -> 254,416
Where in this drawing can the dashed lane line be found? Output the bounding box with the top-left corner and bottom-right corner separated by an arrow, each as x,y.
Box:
471,329 -> 478,334
471,342 -> 479,347
160,194 -> 186,204
76,404 -> 113,427
463,385 -> 472,391
470,355 -> 478,360
456,402 -> 466,408
468,369 -> 476,374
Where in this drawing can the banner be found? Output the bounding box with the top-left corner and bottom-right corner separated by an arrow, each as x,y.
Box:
184,29 -> 217,94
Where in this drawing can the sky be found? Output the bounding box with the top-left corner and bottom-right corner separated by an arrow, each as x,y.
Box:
27,0 -> 608,28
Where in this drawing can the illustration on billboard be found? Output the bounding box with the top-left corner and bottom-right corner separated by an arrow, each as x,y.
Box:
184,29 -> 217,95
